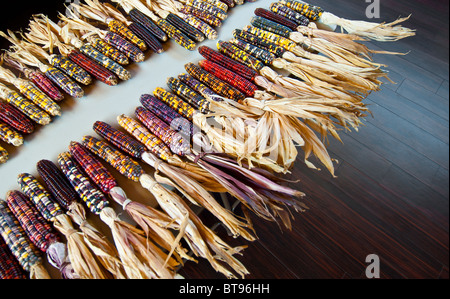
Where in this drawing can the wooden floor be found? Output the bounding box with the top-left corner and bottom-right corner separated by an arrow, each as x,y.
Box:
179,0 -> 449,279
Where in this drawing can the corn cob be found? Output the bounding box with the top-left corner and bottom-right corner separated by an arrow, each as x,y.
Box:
0,101 -> 35,134
0,145 -> 8,164
0,123 -> 23,147
57,152 -> 109,215
117,115 -> 172,161
180,5 -> 222,27
242,26 -> 297,54
166,13 -> 205,43
270,2 -> 311,26
220,0 -> 235,8
104,31 -> 145,63
108,19 -> 147,52
90,36 -> 129,65
36,160 -> 79,211
200,0 -> 229,12
178,73 -> 219,98
278,0 -> 323,21
216,40 -> 265,71
229,38 -> 276,65
251,16 -> 294,39
156,18 -> 197,51
0,234 -> 27,279
254,7 -> 300,30
49,54 -> 93,86
198,59 -> 259,97
44,66 -> 84,98
181,14 -> 218,40
68,50 -> 119,86
185,0 -> 228,21
233,29 -> 286,57
153,87 -> 196,121
166,77 -> 210,113
128,22 -> 164,54
79,44 -> 131,81
185,62 -> 246,101
0,201 -> 48,278
128,8 -> 168,42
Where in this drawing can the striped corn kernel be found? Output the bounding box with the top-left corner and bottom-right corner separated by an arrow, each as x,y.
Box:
182,14 -> 218,40
233,29 -> 286,57
153,87 -> 195,121
57,152 -> 109,215
242,26 -> 297,52
81,136 -> 144,182
185,62 -> 246,101
17,173 -> 64,222
37,159 -> 79,211
279,0 -> 324,21
216,40 -> 265,72
6,190 -> 59,253
186,0 -> 228,21
17,82 -> 61,117
128,8 -> 168,42
117,114 -> 172,161
69,142 -> 118,194
178,73 -> 219,99
26,69 -> 64,102
229,38 -> 276,65
250,16 -> 293,38
166,77 -> 210,113
128,22 -> 164,54
104,32 -> 145,63
0,101 -> 35,134
180,5 -> 222,27
1,90 -> 51,126
0,145 -> 8,164
79,44 -> 131,81
254,8 -> 300,31
0,123 -> 23,147
200,0 -> 229,12
50,54 -> 92,86
156,19 -> 197,51
107,19 -> 147,51
68,50 -> 118,86
166,13 -> 205,43
44,67 -> 84,99
198,59 -> 259,97
93,121 -> 147,159
90,37 -> 129,65
270,2 -> 311,26
0,235 -> 27,279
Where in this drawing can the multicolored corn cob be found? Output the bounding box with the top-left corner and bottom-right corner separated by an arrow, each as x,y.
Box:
153,87 -> 195,121
57,152 -> 109,215
0,234 -> 27,279
68,50 -> 119,86
166,13 -> 205,43
233,29 -> 286,57
201,0 -> 229,12
156,18 -> 197,51
216,40 -> 265,71
186,0 -> 228,21
49,54 -> 93,86
104,31 -> 145,63
37,159 -> 79,211
166,77 -> 210,113
178,73 -> 219,99
279,0 -> 324,21
16,82 -> 61,117
128,22 -> 164,54
44,67 -> 84,99
0,101 -> 35,134
128,8 -> 168,42
181,14 -> 218,40
108,19 -> 147,51
0,145 -> 8,164
254,8 -> 300,31
180,5 -> 222,27
15,65 -> 64,102
229,38 -> 276,65
0,123 -> 23,147
198,59 -> 259,97
90,37 -> 129,65
270,2 -> 311,26
220,0 -> 235,8
250,16 -> 294,39
117,114 -> 172,161
185,62 -> 246,101
242,26 -> 297,53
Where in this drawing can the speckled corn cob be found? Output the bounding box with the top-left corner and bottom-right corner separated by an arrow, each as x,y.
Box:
0,234 -> 26,279
90,37 -> 129,65
242,26 -> 297,52
153,87 -> 195,121
182,14 -> 217,40
37,159 -> 79,211
50,54 -> 93,86
201,0 -> 229,12
25,68 -> 64,101
166,77 -> 210,113
270,2 -> 311,25
251,16 -> 293,38
79,44 -> 131,81
279,0 -> 324,21
68,50 -> 118,86
128,8 -> 168,42
166,13 -> 205,43
185,62 -> 246,101
233,29 -> 286,57
254,8 -> 300,30
178,73 -> 219,99
220,0 -> 234,8
81,136 -> 143,182
1,90 -> 51,126
186,0 -> 228,21
17,82 -> 61,117
108,19 -> 147,52
44,67 -> 84,99
0,123 -> 23,146
128,22 -> 164,54
156,18 -> 197,51
229,38 -> 276,65
0,145 -> 8,164
180,5 -> 222,27
104,32 -> 145,63
198,59 -> 259,97
216,40 -> 265,72
57,152 -> 109,215
0,101 -> 35,134
117,114 -> 172,161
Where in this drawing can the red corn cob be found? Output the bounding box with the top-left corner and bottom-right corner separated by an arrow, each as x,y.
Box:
0,101 -> 35,134
254,8 -> 299,31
